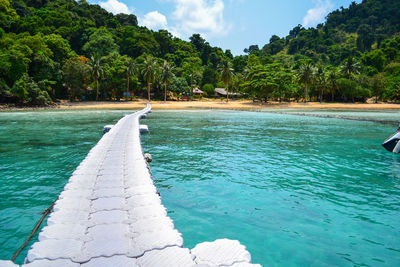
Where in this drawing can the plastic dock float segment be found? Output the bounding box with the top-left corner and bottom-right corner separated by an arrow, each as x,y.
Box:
139,125 -> 149,134
1,104 -> 260,267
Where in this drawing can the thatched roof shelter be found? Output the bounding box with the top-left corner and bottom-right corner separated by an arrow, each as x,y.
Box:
192,87 -> 204,95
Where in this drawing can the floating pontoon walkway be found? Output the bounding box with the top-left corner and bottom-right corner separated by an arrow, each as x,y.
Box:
1,104 -> 260,267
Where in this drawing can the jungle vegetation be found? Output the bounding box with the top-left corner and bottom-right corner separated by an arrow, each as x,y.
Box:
1,0 -> 400,105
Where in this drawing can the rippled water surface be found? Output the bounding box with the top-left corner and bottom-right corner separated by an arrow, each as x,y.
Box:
1,109 -> 400,266
141,110 -> 400,266
0,110 -> 131,264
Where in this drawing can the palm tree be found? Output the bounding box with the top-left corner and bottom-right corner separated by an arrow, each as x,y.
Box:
160,61 -> 174,102
126,58 -> 137,100
89,55 -> 103,101
297,63 -> 314,103
142,56 -> 157,102
315,65 -> 327,103
327,68 -> 338,101
340,56 -> 361,79
218,60 -> 234,102
229,74 -> 241,95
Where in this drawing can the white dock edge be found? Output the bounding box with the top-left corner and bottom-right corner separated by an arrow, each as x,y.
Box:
7,104 -> 260,267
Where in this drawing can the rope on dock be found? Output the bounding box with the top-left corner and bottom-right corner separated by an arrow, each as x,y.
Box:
11,197 -> 58,262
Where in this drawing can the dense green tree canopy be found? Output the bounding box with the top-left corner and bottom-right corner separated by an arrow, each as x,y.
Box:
0,0 -> 400,104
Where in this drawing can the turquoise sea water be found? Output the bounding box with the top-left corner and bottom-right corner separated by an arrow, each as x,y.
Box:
1,109 -> 400,266
0,110 -> 131,264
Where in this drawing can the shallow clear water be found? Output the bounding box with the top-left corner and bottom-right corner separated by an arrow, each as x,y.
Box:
0,110 -> 131,264
271,109 -> 400,122
0,109 -> 400,266
141,110 -> 400,266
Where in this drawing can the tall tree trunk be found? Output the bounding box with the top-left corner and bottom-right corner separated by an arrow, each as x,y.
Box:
147,82 -> 151,102
226,83 -> 229,102
331,91 -> 334,102
164,84 -> 167,102
96,79 -> 99,101
103,81 -> 106,101
304,84 -> 308,103
126,76 -> 130,101
319,88 -> 323,103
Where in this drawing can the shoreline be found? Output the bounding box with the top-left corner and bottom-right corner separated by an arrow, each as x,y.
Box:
2,100 -> 400,112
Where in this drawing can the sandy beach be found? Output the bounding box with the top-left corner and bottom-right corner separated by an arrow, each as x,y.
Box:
52,100 -> 400,111
2,99 -> 400,111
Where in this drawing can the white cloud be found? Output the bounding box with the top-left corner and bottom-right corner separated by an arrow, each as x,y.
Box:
171,0 -> 231,38
140,11 -> 168,31
99,0 -> 131,15
302,0 -> 333,27
138,11 -> 181,37
168,27 -> 182,38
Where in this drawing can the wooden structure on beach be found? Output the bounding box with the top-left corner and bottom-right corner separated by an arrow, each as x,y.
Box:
1,104 -> 260,267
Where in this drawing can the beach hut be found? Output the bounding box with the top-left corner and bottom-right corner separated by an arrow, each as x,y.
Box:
215,88 -> 228,96
192,87 -> 204,95
215,88 -> 242,98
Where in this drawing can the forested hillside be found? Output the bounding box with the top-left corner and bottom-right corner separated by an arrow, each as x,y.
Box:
244,0 -> 400,102
0,0 -> 400,105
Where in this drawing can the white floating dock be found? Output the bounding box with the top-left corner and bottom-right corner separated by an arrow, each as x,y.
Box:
2,104 -> 260,267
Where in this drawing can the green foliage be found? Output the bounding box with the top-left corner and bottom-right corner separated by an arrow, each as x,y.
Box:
337,78 -> 370,102
356,24 -> 374,52
370,73 -> 386,102
244,45 -> 260,55
340,57 -> 361,79
10,73 -> 29,100
297,62 -> 315,102
202,83 -> 215,96
82,28 -> 118,57
10,73 -> 51,104
263,35 -> 285,55
218,59 -> 234,101
0,0 -> 19,30
170,76 -> 189,93
216,81 -> 225,88
115,13 -> 138,27
141,55 -> 158,101
101,53 -> 129,101
43,34 -> 71,63
201,66 -> 217,87
385,82 -> 400,102
243,64 -> 279,100
0,0 -> 399,104
182,56 -> 202,85
88,55 -> 103,100
232,55 -> 247,73
362,49 -> 386,73
62,56 -> 91,100
160,60 -> 174,101
219,60 -> 233,85
119,27 -> 160,58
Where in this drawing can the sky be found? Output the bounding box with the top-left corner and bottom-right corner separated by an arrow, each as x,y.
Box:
88,0 -> 361,55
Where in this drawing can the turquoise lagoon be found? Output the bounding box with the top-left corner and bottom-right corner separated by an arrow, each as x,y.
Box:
0,109 -> 400,266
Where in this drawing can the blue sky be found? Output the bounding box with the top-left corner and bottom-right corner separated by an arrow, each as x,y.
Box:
88,0 -> 361,55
